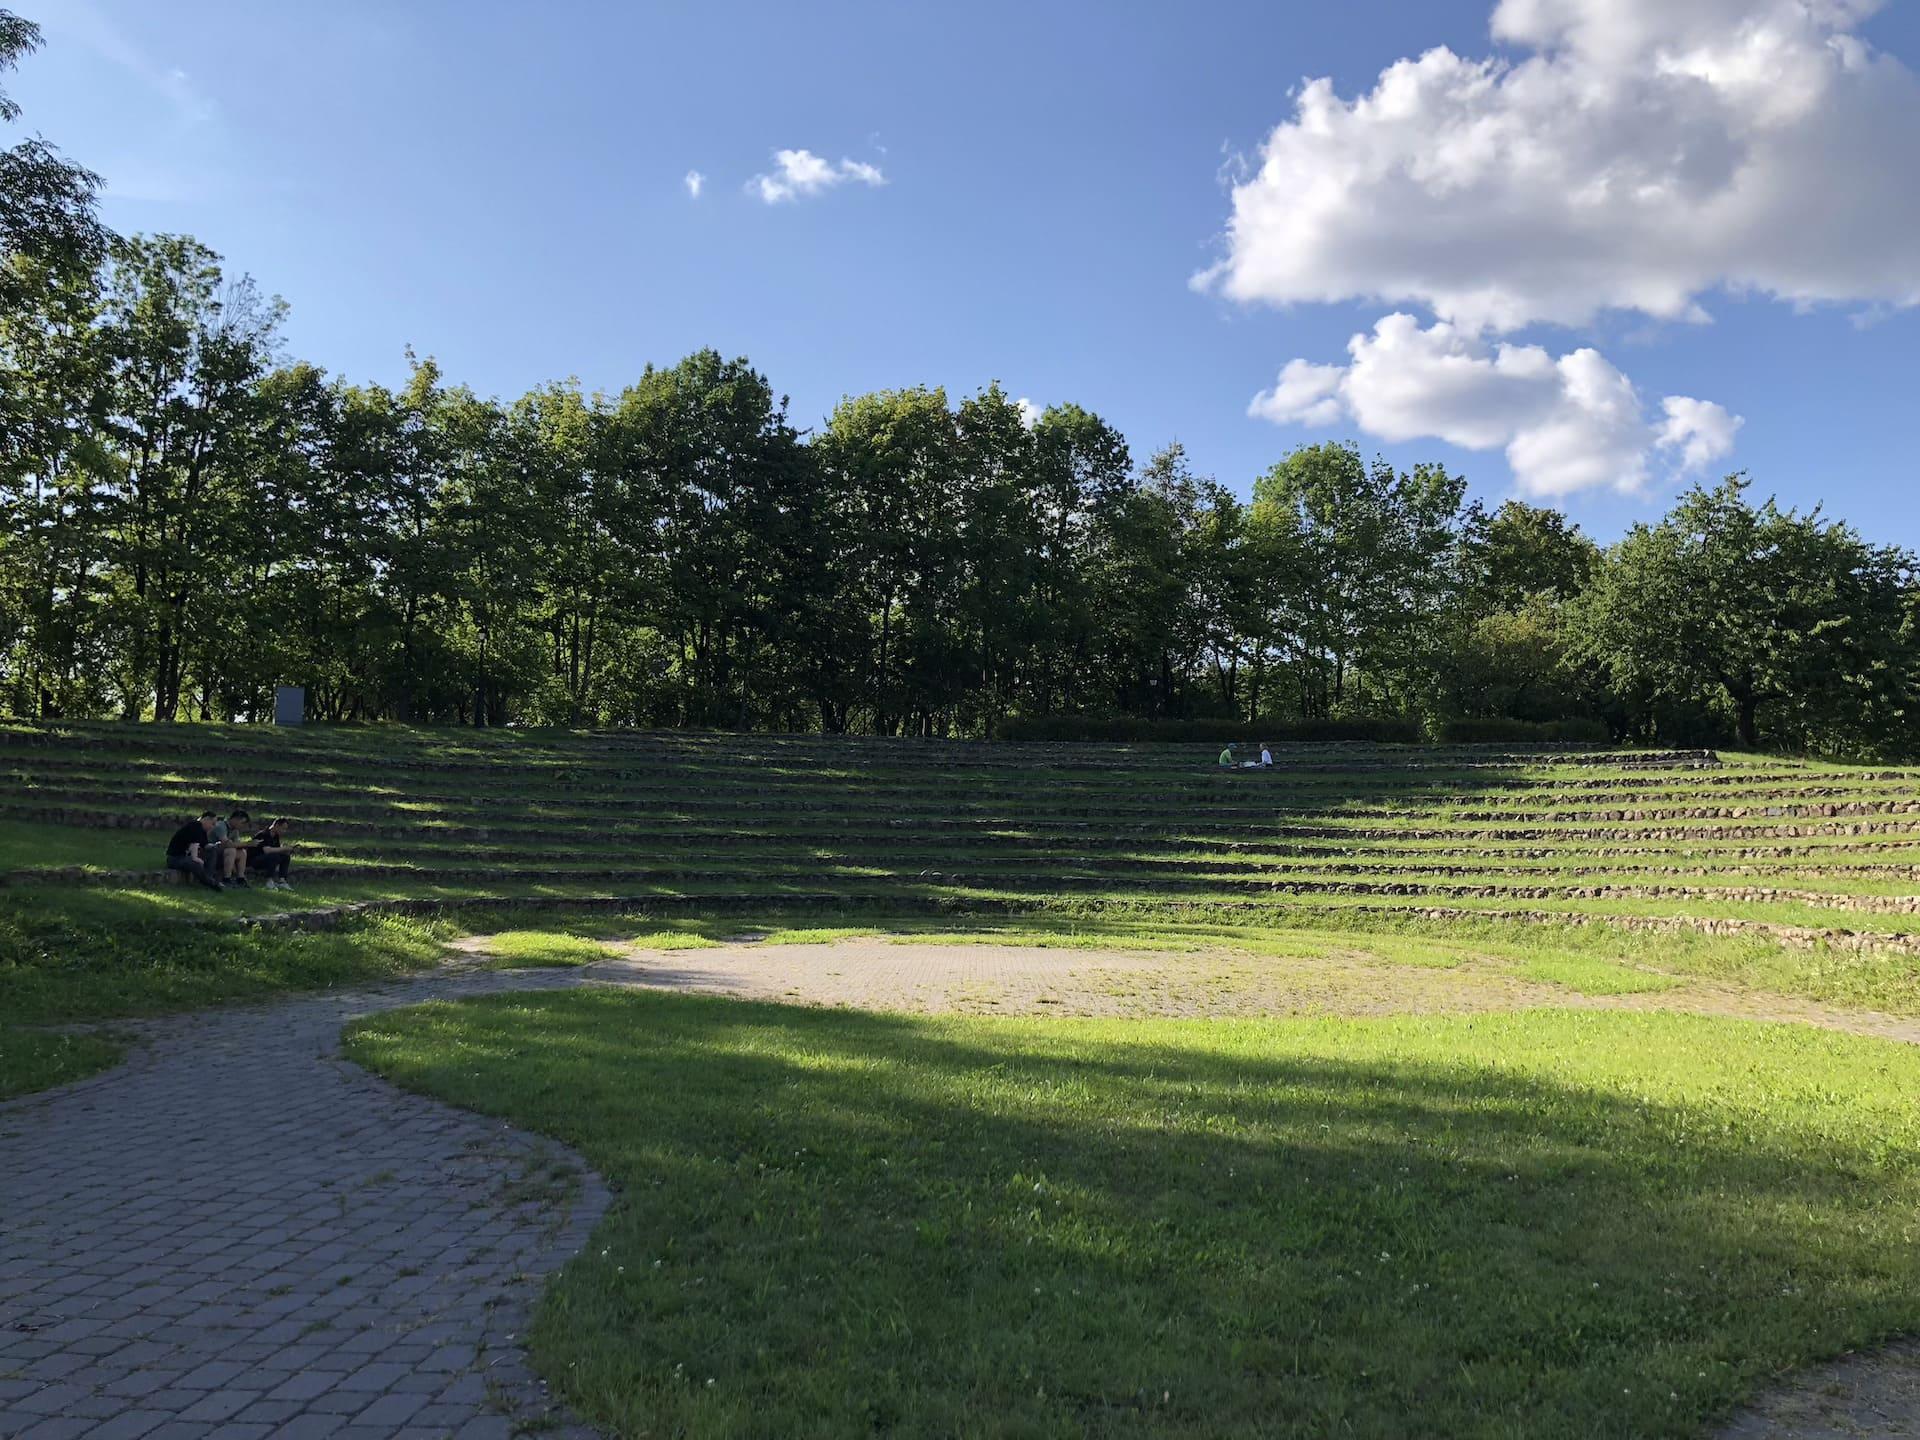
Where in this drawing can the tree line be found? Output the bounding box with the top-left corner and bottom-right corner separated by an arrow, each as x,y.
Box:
2,12 -> 1915,754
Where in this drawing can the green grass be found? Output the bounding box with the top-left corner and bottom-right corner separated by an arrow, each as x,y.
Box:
1513,954 -> 1681,995
0,818 -> 156,872
0,890 -> 451,1026
762,926 -> 888,945
478,930 -> 623,969
347,994 -> 1920,1439
625,928 -> 728,950
8,722 -> 1920,1093
0,1026 -> 123,1100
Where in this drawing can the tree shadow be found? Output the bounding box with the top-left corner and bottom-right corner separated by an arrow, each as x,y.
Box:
351,990 -> 1920,1439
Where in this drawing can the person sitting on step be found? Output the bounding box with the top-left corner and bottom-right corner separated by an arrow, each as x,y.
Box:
1219,744 -> 1235,768
165,811 -> 224,891
245,817 -> 295,890
1259,742 -> 1273,767
210,807 -> 252,887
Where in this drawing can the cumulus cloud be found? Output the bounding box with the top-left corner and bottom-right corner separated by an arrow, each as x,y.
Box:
1199,0 -> 1920,332
1252,314 -> 1742,497
1015,397 -> 1044,429
751,149 -> 887,204
684,170 -> 705,199
1656,395 -> 1746,471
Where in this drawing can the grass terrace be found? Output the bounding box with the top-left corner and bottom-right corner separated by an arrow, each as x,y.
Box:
7,721 -> 1920,950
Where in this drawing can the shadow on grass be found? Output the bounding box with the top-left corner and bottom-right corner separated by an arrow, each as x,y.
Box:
0,1026 -> 123,1100
348,992 -> 1920,1440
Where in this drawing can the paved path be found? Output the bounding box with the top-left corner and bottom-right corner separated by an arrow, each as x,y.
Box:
0,964 -> 616,1440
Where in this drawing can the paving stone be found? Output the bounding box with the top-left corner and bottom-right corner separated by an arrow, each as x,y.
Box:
176,1358 -> 252,1391
173,1397 -> 259,1436
268,1368 -> 348,1402
276,1416 -> 349,1439
354,1390 -> 431,1427
16,1418 -> 94,1440
88,1412 -> 171,1440
0,967 -> 615,1439
233,1397 -> 307,1425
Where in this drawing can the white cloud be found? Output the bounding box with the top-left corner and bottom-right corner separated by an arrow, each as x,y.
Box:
751,149 -> 888,205
1252,314 -> 1742,498
684,170 -> 705,199
1015,397 -> 1044,429
1198,0 -> 1920,332
1656,395 -> 1746,471
1248,361 -> 1344,428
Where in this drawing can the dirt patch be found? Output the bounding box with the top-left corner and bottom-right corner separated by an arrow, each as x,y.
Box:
539,936 -> 1920,1047
585,937 -> 1568,1019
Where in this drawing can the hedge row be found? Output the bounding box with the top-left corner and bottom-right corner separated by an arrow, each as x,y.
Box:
996,717 -> 1427,743
994,715 -> 1613,745
1429,718 -> 1612,744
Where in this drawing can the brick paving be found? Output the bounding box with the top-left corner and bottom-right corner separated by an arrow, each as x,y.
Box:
0,964 -> 617,1440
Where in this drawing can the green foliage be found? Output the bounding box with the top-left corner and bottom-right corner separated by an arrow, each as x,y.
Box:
1246,442 -> 1470,720
1430,717 -> 1609,744
1572,478 -> 1916,754
995,715 -> 1423,743
1464,500 -> 1601,609
349,994 -> 1920,1439
0,9 -> 105,310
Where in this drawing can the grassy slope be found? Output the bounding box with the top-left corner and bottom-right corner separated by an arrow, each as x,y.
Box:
6,722 -> 1919,1090
348,993 -> 1920,1440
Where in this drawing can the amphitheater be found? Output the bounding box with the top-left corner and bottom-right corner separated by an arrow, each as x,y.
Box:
6,724 -> 1920,955
5,722 -> 1920,1440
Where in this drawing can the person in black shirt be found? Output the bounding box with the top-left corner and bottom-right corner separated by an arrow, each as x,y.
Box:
165,812 -> 223,891
246,818 -> 295,888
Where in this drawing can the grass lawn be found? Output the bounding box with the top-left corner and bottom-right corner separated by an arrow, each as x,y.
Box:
0,1026 -> 122,1101
480,929 -> 625,968
0,818 -> 157,872
348,994 -> 1920,1440
0,891 -> 452,1026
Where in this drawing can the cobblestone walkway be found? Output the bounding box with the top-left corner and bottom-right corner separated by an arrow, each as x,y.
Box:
0,965 -> 616,1440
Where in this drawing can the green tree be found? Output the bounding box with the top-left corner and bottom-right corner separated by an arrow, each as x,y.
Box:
0,10 -> 106,312
1248,443 -> 1468,718
623,351 -> 810,728
95,235 -> 282,719
814,386 -> 961,733
1465,500 -> 1600,610
1573,477 -> 1916,752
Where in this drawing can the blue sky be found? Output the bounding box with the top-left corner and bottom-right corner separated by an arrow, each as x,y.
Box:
15,0 -> 1920,541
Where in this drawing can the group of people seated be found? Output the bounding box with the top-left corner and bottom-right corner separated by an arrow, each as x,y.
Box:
164,809 -> 295,892
1218,742 -> 1275,769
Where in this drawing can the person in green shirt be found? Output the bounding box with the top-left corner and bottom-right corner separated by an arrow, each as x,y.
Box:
1219,745 -> 1234,768
209,808 -> 252,886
